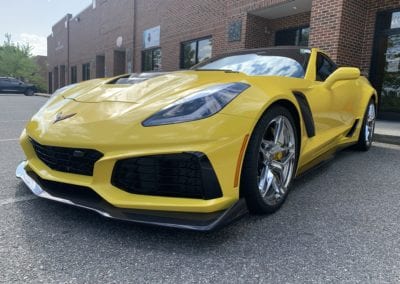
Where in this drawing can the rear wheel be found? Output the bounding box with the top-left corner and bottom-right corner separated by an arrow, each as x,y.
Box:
241,106 -> 298,214
24,89 -> 34,96
354,99 -> 376,151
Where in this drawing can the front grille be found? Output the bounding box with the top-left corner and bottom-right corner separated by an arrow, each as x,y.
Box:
30,138 -> 103,176
28,171 -> 103,202
111,153 -> 222,200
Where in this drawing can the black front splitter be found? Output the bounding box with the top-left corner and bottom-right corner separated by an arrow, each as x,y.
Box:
16,162 -> 248,231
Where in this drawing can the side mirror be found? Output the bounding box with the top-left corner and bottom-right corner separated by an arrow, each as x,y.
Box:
324,67 -> 360,89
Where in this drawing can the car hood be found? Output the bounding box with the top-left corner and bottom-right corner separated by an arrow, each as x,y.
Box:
27,71 -> 253,143
62,71 -> 246,104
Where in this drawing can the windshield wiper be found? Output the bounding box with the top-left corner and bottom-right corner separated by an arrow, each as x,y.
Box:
194,69 -> 239,73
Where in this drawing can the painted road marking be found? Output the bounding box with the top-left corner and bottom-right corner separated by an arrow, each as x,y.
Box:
0,138 -> 19,142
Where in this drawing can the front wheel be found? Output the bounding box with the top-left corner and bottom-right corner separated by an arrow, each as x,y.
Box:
241,106 -> 299,214
354,99 -> 376,151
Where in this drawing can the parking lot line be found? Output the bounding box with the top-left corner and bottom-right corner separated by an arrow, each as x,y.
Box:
0,138 -> 19,142
0,195 -> 37,206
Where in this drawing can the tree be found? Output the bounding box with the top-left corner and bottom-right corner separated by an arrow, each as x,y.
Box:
0,34 -> 46,92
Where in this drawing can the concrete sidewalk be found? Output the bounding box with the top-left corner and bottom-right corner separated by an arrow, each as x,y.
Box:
375,120 -> 400,146
35,93 -> 51,98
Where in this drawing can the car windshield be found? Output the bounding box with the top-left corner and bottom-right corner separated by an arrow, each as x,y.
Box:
196,49 -> 309,78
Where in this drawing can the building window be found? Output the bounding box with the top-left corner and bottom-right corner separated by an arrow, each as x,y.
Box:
71,66 -> 77,84
181,37 -> 212,69
275,26 -> 310,46
142,48 -> 161,72
82,63 -> 90,81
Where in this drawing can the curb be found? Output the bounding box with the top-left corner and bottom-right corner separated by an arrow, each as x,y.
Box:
374,134 -> 400,146
34,93 -> 51,98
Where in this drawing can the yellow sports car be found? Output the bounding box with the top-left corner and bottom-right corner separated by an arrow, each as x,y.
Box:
16,47 -> 377,231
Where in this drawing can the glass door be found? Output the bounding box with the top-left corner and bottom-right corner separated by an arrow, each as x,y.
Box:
370,10 -> 400,120
381,33 -> 400,115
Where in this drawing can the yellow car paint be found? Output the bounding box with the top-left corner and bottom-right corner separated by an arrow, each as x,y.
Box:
19,48 -> 376,214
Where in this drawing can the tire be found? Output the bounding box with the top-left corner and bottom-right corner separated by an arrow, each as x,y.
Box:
354,99 -> 376,151
241,105 -> 299,214
24,89 -> 34,96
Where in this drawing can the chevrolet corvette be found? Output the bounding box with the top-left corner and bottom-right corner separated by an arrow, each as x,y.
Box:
16,47 -> 377,231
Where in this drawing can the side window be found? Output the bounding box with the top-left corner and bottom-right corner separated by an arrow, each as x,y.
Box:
9,79 -> 20,85
316,53 -> 337,81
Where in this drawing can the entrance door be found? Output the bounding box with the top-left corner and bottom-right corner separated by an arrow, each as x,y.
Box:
381,34 -> 400,117
371,10 -> 400,120
113,50 -> 126,76
96,55 -> 105,78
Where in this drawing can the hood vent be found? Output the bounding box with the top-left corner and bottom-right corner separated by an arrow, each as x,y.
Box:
107,72 -> 168,85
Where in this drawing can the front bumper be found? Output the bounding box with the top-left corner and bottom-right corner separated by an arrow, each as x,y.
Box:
16,161 -> 248,231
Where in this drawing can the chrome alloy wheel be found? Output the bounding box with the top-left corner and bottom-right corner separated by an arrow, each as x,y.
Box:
257,116 -> 296,206
365,103 -> 376,145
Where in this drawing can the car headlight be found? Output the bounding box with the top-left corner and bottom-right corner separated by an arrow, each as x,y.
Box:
142,82 -> 249,126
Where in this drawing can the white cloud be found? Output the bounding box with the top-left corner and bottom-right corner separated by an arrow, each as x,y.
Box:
18,33 -> 47,56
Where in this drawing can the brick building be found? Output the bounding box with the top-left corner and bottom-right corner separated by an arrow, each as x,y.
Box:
47,0 -> 400,119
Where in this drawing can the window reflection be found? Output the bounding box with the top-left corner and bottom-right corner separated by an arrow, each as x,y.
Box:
198,54 -> 305,78
181,37 -> 213,69
391,12 -> 400,29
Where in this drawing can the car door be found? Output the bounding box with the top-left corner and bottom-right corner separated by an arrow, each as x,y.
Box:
0,78 -> 6,93
0,78 -> 13,93
316,53 -> 357,130
9,78 -> 24,93
300,52 -> 356,158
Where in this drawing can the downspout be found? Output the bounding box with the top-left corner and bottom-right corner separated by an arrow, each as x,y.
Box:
66,14 -> 70,84
132,0 -> 137,73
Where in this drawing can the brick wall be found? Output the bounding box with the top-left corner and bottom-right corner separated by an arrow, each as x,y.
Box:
47,0 -> 400,87
245,12 -> 310,49
69,0 -> 134,79
47,14 -> 71,90
309,0 -> 344,61
133,0 -> 227,72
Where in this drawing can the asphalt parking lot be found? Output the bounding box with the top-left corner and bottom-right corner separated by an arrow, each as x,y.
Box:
1,94 -> 400,283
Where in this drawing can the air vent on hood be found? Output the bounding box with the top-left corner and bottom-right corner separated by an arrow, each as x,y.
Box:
107,72 -> 167,85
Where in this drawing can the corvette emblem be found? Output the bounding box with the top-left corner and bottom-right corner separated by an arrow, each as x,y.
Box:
54,112 -> 76,124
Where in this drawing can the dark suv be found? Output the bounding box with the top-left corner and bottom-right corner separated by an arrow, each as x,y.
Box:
0,77 -> 36,96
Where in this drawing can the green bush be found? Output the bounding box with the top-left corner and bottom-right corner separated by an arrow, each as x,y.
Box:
0,34 -> 46,92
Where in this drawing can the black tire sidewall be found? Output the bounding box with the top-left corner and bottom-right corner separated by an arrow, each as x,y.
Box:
356,99 -> 375,151
25,89 -> 34,96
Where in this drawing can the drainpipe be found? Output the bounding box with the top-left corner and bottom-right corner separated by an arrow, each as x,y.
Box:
67,15 -> 70,84
132,0 -> 137,73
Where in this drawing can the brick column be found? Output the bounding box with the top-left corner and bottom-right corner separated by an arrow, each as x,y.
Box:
309,0 -> 344,61
309,0 -> 368,70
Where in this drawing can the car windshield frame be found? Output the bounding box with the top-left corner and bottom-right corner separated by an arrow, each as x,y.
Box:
193,47 -> 311,78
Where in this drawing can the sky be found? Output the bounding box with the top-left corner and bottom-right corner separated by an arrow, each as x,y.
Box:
0,0 -> 92,56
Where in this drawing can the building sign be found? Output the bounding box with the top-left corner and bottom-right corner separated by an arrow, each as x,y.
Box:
143,26 -> 160,49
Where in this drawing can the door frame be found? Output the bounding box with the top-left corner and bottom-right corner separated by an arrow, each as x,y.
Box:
370,8 -> 400,120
